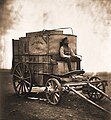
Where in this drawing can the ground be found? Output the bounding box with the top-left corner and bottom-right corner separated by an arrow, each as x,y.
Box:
0,70 -> 111,120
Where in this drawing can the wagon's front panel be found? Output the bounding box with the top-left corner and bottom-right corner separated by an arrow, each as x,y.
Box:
48,34 -> 77,74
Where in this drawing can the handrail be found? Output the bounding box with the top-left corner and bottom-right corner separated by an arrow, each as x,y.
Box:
43,27 -> 74,35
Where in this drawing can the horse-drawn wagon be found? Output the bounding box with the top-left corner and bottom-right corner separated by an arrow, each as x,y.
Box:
12,27 -> 111,113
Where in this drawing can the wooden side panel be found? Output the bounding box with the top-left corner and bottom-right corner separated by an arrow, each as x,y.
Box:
12,39 -> 19,66
12,39 -> 19,55
48,34 -> 77,54
54,62 -> 77,74
28,36 -> 48,55
19,32 -> 77,56
19,37 -> 29,54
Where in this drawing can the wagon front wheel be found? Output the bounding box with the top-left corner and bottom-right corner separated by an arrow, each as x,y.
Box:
88,76 -> 105,101
45,78 -> 62,105
13,62 -> 32,97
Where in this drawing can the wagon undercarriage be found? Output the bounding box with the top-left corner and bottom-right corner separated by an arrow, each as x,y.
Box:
13,62 -> 111,113
44,71 -> 111,113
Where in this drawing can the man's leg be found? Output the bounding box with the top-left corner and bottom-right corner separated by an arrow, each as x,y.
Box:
76,58 -> 81,70
65,57 -> 72,71
71,57 -> 81,70
61,57 -> 72,71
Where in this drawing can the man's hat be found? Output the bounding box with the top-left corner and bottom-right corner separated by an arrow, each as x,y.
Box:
62,37 -> 68,42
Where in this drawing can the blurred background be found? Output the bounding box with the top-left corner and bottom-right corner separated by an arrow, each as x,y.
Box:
0,0 -> 111,72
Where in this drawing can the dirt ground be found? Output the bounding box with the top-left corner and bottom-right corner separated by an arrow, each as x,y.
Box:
0,70 -> 111,120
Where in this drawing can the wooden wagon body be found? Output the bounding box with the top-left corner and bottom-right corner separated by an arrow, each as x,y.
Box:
12,28 -> 78,86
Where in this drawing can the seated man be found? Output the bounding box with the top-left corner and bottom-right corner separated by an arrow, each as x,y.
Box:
59,37 -> 81,71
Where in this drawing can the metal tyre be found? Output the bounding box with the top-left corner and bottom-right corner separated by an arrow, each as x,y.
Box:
88,76 -> 105,101
13,62 -> 32,97
45,78 -> 62,105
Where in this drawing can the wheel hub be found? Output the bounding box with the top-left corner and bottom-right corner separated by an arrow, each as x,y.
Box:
48,86 -> 55,93
20,76 -> 24,80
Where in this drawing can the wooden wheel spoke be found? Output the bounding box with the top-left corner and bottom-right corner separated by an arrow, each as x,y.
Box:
48,93 -> 52,101
18,84 -> 22,94
23,76 -> 30,80
20,63 -> 24,76
23,83 -> 27,94
53,98 -> 56,103
97,83 -> 102,88
54,93 -> 60,99
23,83 -> 26,93
18,65 -> 22,76
54,88 -> 60,93
15,69 -> 21,77
24,80 -> 31,86
15,81 -> 22,89
13,74 -> 21,79
51,80 -> 54,86
21,84 -> 24,94
22,83 -> 28,93
24,82 -> 30,91
53,93 -> 60,103
50,81 -> 53,85
53,95 -> 56,103
96,93 -> 100,99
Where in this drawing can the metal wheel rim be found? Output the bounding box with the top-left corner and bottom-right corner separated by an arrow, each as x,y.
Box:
45,78 -> 61,105
13,62 -> 32,97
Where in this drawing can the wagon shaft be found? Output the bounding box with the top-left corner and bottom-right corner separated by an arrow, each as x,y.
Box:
69,87 -> 111,114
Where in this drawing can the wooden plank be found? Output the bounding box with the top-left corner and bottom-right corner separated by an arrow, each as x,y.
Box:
19,37 -> 29,54
12,39 -> 19,66
28,36 -> 48,54
48,34 -> 77,54
26,30 -> 63,37
12,39 -> 19,55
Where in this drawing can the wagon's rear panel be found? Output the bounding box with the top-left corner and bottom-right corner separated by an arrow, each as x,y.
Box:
12,39 -> 20,68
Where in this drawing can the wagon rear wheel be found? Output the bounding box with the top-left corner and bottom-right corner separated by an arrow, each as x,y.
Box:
13,62 -> 32,97
45,78 -> 62,105
88,76 -> 105,101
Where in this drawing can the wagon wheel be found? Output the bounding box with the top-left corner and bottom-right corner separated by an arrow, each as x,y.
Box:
88,76 -> 105,101
13,62 -> 32,97
45,78 -> 62,105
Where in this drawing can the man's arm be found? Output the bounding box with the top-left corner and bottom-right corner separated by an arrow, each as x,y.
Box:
70,48 -> 76,57
60,46 -> 70,58
70,48 -> 81,59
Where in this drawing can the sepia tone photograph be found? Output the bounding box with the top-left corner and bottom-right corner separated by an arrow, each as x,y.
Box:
0,0 -> 111,120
